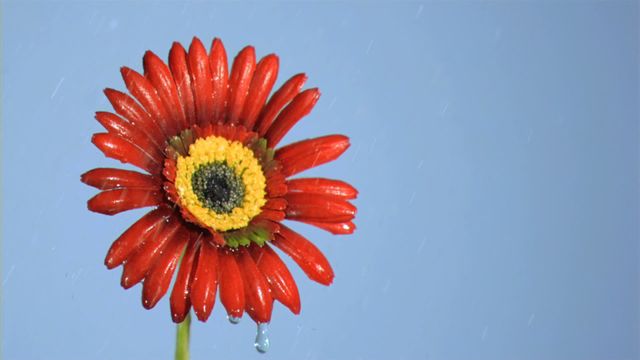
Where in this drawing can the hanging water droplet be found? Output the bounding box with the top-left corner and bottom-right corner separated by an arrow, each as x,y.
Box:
254,322 -> 270,353
228,315 -> 241,324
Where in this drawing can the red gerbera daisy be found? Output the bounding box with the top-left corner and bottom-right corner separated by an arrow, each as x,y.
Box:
81,37 -> 357,352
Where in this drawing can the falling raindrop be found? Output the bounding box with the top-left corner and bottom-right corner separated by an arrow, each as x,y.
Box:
254,322 -> 270,353
228,315 -> 241,324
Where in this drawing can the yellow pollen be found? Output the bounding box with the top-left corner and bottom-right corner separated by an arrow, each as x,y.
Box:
174,136 -> 267,231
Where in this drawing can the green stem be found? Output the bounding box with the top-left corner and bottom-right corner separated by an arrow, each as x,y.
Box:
175,312 -> 191,360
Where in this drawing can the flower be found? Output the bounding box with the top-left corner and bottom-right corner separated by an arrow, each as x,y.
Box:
81,37 -> 357,334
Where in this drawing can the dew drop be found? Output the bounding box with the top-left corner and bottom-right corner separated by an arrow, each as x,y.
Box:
254,323 -> 270,353
228,315 -> 241,324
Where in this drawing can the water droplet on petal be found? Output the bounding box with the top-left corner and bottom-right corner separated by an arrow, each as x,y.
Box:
228,315 -> 241,324
254,322 -> 270,353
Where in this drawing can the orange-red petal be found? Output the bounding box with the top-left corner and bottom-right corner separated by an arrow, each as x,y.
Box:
250,244 -> 300,314
190,237 -> 219,321
104,206 -> 173,269
120,66 -> 175,137
188,37 -> 215,127
92,133 -> 162,175
95,111 -> 163,158
87,188 -> 163,216
120,214 -> 181,289
241,54 -> 279,130
103,88 -> 166,145
236,248 -> 273,323
218,249 -> 245,318
170,234 -> 200,323
169,42 -> 197,127
284,193 -> 356,223
286,178 -> 358,199
143,50 -> 188,131
271,224 -> 334,286
265,88 -> 320,147
81,168 -> 161,190
226,46 -> 256,124
298,220 -> 356,235
208,38 -> 229,123
275,135 -> 350,177
142,226 -> 189,309
256,73 -> 307,136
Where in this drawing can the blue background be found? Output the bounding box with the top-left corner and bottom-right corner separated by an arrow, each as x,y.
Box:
2,1 -> 638,359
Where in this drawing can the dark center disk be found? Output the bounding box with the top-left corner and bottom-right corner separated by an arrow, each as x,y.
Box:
191,162 -> 245,214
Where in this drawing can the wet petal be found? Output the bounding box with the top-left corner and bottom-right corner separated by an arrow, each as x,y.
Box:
275,135 -> 350,177
249,244 -> 300,314
256,73 -> 306,136
92,133 -> 162,175
120,66 -> 175,137
285,178 -> 358,199
81,168 -> 161,190
120,214 -> 182,289
265,88 -> 320,147
169,42 -> 197,127
190,236 -> 219,321
104,207 -> 173,269
188,37 -> 215,127
143,50 -> 188,131
218,249 -> 245,318
227,46 -> 256,124
170,233 -> 200,323
236,248 -> 273,323
142,226 -> 189,309
88,188 -> 163,216
95,111 -> 163,158
208,38 -> 229,123
284,193 -> 356,223
271,224 -> 334,286
241,54 -> 279,130
103,88 -> 165,145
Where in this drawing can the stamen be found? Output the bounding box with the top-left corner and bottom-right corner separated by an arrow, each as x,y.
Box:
191,162 -> 245,214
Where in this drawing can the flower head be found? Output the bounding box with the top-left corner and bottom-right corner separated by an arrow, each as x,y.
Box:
82,37 -> 357,343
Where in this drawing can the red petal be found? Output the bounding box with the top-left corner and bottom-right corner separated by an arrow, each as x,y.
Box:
103,88 -> 166,145
104,207 -> 173,269
286,178 -> 358,199
142,226 -> 189,309
95,111 -> 163,157
170,233 -> 200,323
81,168 -> 161,190
190,237 -> 219,321
208,38 -> 229,123
92,133 -> 162,175
299,220 -> 356,235
188,37 -> 215,127
256,73 -> 307,136
285,193 -> 356,223
169,42 -> 197,127
143,50 -> 188,131
275,135 -> 350,177
120,66 -> 175,137
218,249 -> 245,318
88,188 -> 163,216
265,88 -> 320,147
256,209 -> 285,222
264,198 -> 287,211
271,224 -> 334,285
249,244 -> 301,314
241,54 -> 279,130
226,46 -> 256,125
236,248 -> 273,323
120,214 -> 181,289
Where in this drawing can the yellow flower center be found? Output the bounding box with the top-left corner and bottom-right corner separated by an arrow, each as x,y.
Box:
174,135 -> 267,232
